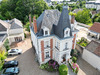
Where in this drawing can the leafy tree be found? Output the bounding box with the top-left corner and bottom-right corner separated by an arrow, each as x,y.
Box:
93,13 -> 100,23
75,9 -> 92,24
56,3 -> 63,11
24,22 -> 30,32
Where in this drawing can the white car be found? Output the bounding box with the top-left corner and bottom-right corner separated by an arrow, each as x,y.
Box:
8,49 -> 22,56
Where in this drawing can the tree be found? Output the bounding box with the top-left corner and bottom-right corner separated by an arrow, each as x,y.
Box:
93,13 -> 100,23
75,9 -> 92,24
56,3 -> 63,11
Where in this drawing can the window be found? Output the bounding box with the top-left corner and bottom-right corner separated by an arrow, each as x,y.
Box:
45,52 -> 49,58
66,31 -> 68,34
45,31 -> 48,35
44,41 -> 49,48
65,43 -> 68,49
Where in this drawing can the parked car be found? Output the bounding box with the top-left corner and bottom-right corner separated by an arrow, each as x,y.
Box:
1,67 -> 19,75
3,60 -> 18,68
8,49 -> 22,56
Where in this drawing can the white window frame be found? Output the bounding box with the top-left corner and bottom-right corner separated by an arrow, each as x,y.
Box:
45,51 -> 50,59
64,28 -> 70,37
43,27 -> 49,36
44,41 -> 50,48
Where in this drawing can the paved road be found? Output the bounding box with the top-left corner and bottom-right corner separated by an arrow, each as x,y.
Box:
6,38 -> 58,75
77,57 -> 100,75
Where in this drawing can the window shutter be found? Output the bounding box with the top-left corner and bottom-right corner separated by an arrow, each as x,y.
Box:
41,41 -> 44,62
50,39 -> 53,58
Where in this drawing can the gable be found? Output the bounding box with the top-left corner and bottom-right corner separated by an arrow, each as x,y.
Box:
0,23 -> 7,31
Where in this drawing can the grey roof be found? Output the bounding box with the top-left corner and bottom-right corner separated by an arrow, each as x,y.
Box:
54,6 -> 72,38
36,9 -> 61,36
9,18 -> 23,29
0,34 -> 7,42
0,20 -> 10,31
85,40 -> 100,57
33,6 -> 72,38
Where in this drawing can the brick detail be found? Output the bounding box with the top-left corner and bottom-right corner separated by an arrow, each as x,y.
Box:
33,16 -> 37,34
41,41 -> 44,62
72,34 -> 76,49
71,16 -> 75,24
50,39 -> 53,59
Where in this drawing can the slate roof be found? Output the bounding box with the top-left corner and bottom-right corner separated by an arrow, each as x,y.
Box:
35,6 -> 72,38
86,40 -> 100,57
89,22 -> 100,33
9,18 -> 23,29
54,6 -> 72,38
0,20 -> 10,31
0,34 -> 7,42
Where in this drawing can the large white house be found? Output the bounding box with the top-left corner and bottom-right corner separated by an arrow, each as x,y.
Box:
30,6 -> 78,65
0,18 -> 24,45
85,0 -> 100,10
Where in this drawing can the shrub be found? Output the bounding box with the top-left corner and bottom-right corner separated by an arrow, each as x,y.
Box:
59,64 -> 68,75
40,59 -> 59,72
72,56 -> 77,63
4,39 -> 10,51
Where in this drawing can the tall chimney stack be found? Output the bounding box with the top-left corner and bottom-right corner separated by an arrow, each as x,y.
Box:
71,16 -> 75,24
33,16 -> 37,34
29,14 -> 32,26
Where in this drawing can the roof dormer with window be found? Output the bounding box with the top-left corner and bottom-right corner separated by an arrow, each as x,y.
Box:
64,28 -> 70,37
43,27 -> 49,36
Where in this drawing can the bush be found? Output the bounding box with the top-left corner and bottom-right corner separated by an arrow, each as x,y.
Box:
40,59 -> 59,72
72,56 -> 77,63
59,64 -> 68,75
4,39 -> 10,51
24,22 -> 30,32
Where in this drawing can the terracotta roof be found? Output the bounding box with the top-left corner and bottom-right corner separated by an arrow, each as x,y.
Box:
89,22 -> 100,33
86,40 -> 100,57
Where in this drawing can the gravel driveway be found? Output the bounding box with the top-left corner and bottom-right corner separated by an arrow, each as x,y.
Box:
6,38 -> 58,75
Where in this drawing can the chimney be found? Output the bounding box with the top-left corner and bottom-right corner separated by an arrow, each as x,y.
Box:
71,16 -> 75,24
33,16 -> 37,34
29,14 -> 32,26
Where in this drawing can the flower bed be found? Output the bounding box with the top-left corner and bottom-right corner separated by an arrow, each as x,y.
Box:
68,59 -> 79,74
40,59 -> 59,72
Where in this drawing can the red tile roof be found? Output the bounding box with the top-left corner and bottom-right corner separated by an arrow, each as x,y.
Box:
90,22 -> 100,33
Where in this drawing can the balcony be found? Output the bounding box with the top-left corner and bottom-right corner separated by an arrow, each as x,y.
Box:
44,46 -> 50,49
63,48 -> 69,51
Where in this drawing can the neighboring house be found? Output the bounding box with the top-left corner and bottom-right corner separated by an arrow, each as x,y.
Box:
30,6 -> 78,65
82,40 -> 100,71
8,18 -> 24,45
85,0 -> 100,10
88,22 -> 100,40
0,18 -> 24,45
72,9 -> 83,14
0,20 -> 10,47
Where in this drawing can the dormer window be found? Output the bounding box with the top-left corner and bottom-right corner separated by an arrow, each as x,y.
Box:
43,27 -> 49,36
64,28 -> 70,37
45,31 -> 48,35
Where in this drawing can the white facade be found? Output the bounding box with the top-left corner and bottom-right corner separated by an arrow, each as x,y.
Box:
85,0 -> 100,10
82,49 -> 100,71
8,28 -> 24,45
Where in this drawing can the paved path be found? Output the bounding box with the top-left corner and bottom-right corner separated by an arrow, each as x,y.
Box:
6,38 -> 58,75
77,57 -> 100,75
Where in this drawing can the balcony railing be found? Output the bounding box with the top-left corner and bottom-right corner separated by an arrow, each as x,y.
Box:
63,48 -> 69,51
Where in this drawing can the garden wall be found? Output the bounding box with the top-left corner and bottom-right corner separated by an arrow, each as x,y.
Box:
75,44 -> 84,55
